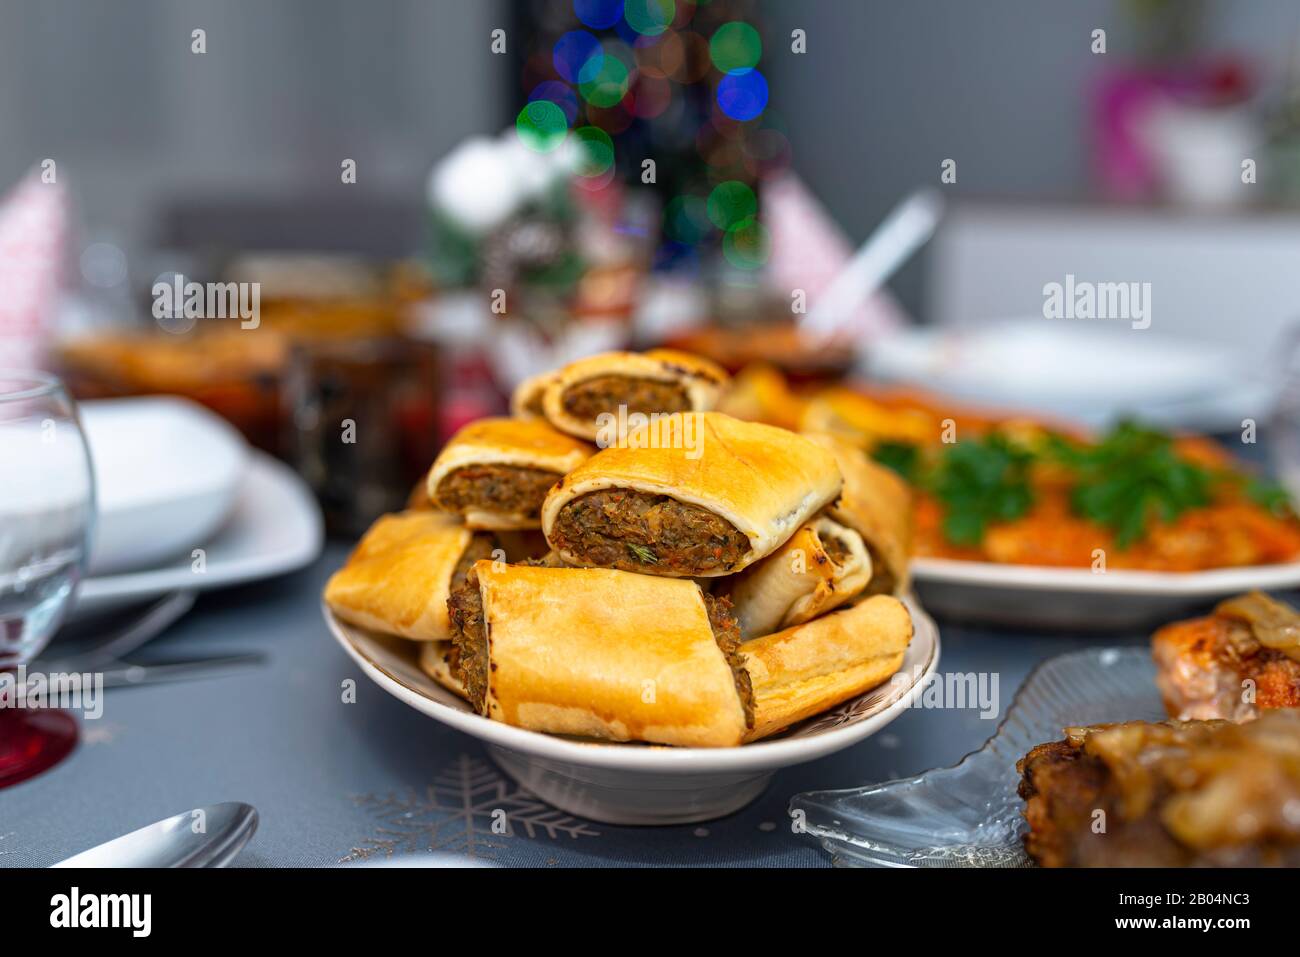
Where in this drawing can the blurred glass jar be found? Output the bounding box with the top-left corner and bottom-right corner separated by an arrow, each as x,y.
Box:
286,335 -> 440,536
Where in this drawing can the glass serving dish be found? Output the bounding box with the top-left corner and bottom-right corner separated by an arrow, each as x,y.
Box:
789,647 -> 1166,867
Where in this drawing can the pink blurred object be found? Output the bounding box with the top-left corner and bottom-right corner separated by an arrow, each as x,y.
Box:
0,169 -> 69,370
1090,58 -> 1254,202
762,171 -> 909,337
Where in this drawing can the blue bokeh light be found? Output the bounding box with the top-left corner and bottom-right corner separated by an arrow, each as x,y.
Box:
716,69 -> 768,122
574,0 -> 623,30
530,81 -> 579,124
553,30 -> 602,83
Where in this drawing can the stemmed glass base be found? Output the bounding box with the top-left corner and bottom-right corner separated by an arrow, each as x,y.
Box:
0,707 -> 78,788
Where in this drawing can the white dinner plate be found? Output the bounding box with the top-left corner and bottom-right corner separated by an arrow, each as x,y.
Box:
911,556 -> 1300,629
865,321 -> 1267,430
326,596 -> 940,826
72,452 -> 323,619
80,396 -> 250,575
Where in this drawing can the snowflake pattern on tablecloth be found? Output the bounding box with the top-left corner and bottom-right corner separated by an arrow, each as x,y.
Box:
0,832 -> 12,859
341,755 -> 599,863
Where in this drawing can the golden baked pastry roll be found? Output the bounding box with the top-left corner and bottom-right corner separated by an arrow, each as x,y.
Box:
541,411 -> 842,577
324,511 -> 497,641
803,431 -> 913,594
724,515 -> 873,639
742,595 -> 913,742
540,349 -> 729,442
509,370 -> 558,419
426,417 -> 593,530
448,562 -> 753,747
418,642 -> 468,699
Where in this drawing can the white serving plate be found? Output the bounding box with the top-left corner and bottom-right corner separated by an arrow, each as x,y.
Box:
72,451 -> 323,619
326,597 -> 941,826
80,396 -> 249,574
865,321 -> 1266,430
911,556 -> 1300,629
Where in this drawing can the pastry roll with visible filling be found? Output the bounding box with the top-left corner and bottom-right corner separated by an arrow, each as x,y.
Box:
418,642 -> 467,699
542,412 -> 842,577
324,511 -> 497,641
445,563 -> 913,747
740,595 -> 914,742
803,431 -> 913,594
509,370 -> 558,420
447,562 -> 753,747
427,417 -> 593,530
723,515 -> 873,639
540,349 -> 729,442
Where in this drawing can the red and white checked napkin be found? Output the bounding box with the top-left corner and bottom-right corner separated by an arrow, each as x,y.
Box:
0,169 -> 69,370
763,171 -> 909,337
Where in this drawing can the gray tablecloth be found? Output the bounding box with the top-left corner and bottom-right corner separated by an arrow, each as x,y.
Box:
1,543 -> 1159,867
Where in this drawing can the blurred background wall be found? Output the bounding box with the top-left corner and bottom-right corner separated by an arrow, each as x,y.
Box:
4,0 -> 1300,318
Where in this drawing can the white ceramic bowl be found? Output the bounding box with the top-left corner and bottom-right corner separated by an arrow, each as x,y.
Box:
80,396 -> 249,575
326,598 -> 940,825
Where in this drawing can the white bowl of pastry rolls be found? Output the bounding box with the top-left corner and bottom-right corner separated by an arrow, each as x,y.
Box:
324,350 -> 940,825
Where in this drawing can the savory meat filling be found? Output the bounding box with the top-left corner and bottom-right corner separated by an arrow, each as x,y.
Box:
549,489 -> 750,574
820,531 -> 852,567
436,464 -> 560,518
452,533 -> 497,587
447,569 -> 489,713
561,375 -> 691,424
702,592 -> 754,730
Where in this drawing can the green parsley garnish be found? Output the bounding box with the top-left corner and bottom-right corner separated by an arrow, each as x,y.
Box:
1046,422 -> 1213,548
927,434 -> 1035,546
871,441 -> 923,484
626,542 -> 658,565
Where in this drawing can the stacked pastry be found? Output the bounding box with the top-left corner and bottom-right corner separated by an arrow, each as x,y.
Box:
325,349 -> 916,748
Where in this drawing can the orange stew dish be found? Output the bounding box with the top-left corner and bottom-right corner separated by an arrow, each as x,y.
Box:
718,364 -> 1300,572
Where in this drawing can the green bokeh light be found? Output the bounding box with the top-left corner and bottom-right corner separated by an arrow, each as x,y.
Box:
723,216 -> 770,269
709,21 -> 761,74
665,195 -> 712,245
515,99 -> 569,152
573,125 -> 615,177
706,180 -> 757,229
624,0 -> 675,37
578,53 -> 630,108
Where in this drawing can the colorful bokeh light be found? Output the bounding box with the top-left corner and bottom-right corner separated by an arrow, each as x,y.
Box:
578,51 -> 631,108
706,180 -> 756,229
722,216 -> 770,269
623,0 -> 675,37
573,125 -> 616,177
665,194 -> 712,245
709,22 -> 761,74
716,69 -> 768,121
553,30 -> 602,83
574,0 -> 623,30
529,81 -> 579,125
515,99 -> 569,152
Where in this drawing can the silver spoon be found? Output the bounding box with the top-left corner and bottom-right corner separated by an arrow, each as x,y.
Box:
51,802 -> 258,868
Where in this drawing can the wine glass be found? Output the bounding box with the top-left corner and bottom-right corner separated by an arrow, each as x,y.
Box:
0,371 -> 95,787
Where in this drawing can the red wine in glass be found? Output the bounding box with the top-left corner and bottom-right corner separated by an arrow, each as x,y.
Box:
0,372 -> 94,788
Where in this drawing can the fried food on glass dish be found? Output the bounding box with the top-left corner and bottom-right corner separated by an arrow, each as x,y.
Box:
1018,710 -> 1300,867
1153,591 -> 1300,721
